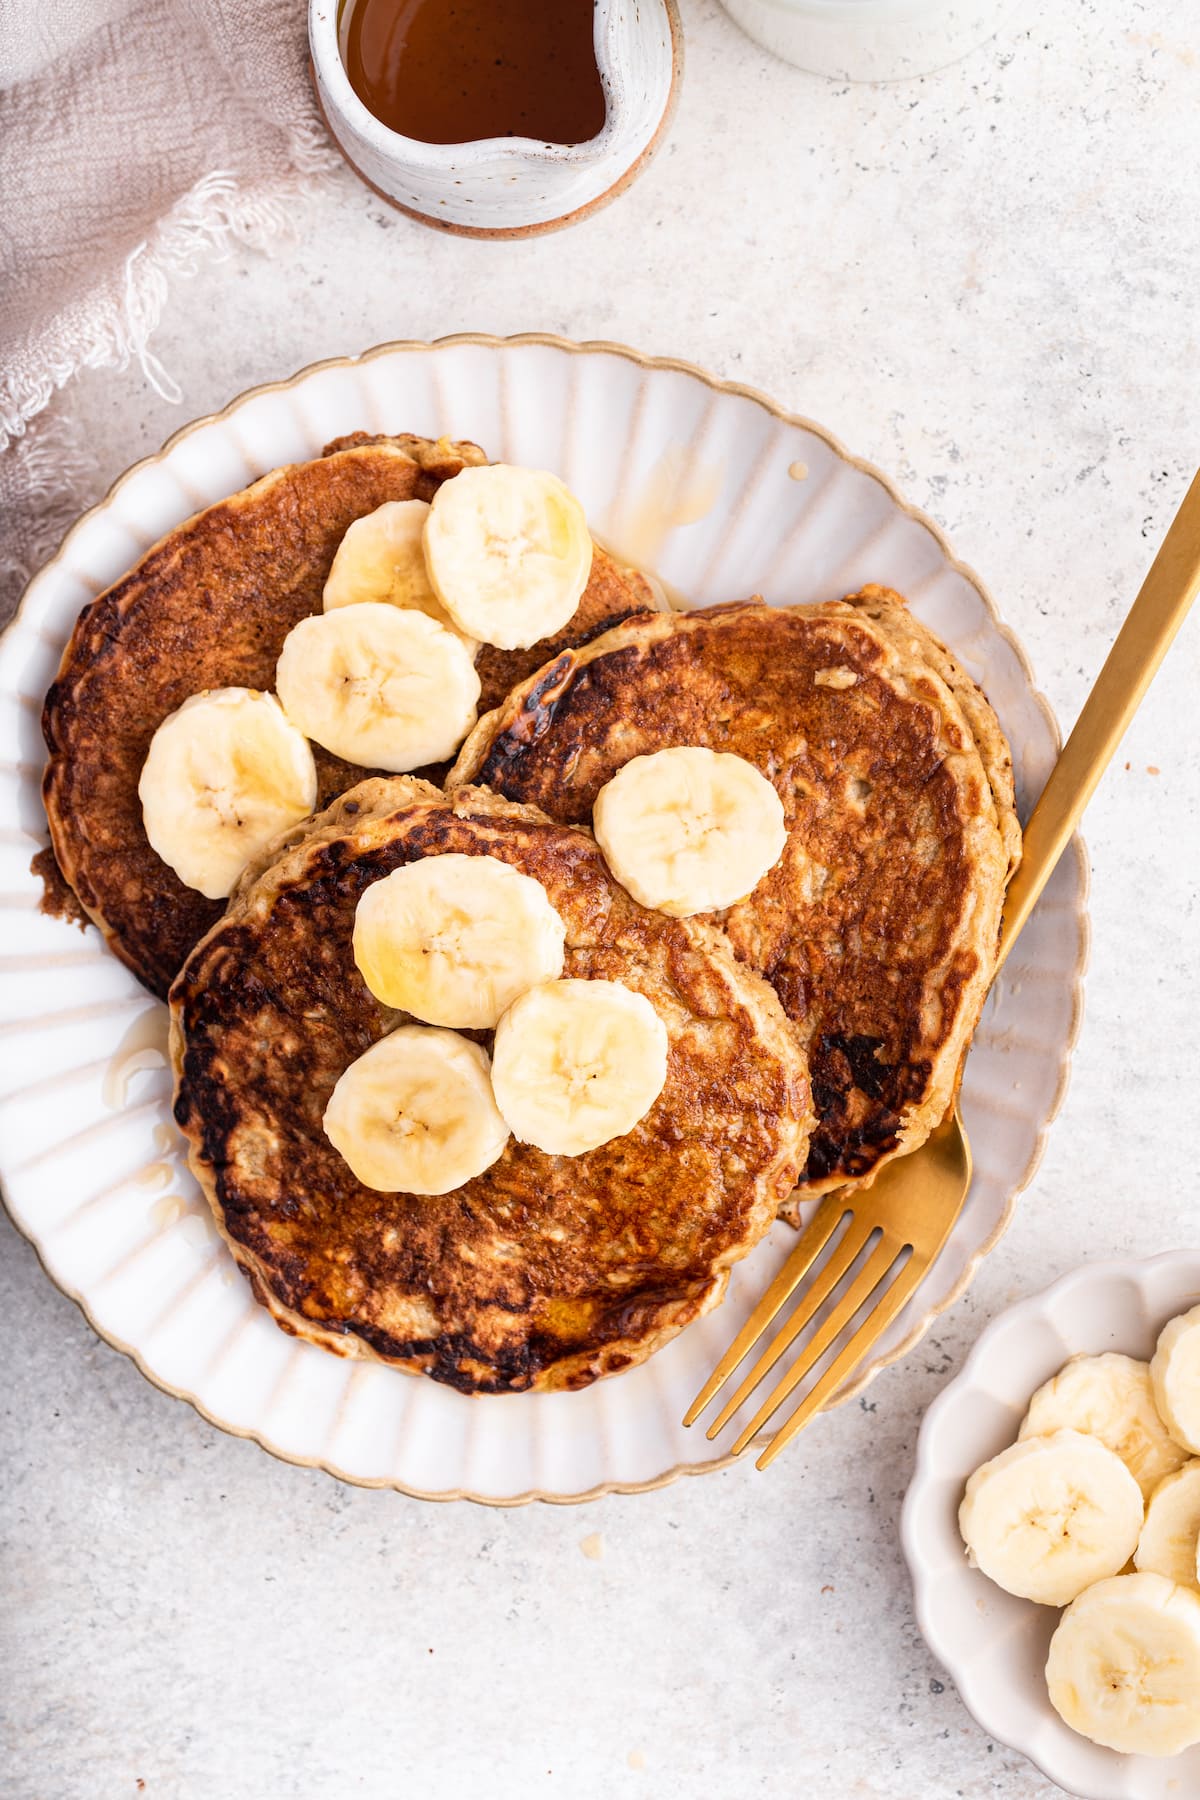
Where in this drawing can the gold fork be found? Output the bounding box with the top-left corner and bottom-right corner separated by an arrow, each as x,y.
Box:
684,469 -> 1200,1470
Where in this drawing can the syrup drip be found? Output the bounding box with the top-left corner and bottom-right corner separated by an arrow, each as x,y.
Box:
606,447 -> 725,610
102,1007 -> 171,1110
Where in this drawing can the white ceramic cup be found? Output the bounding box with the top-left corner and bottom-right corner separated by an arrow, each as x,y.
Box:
308,0 -> 681,237
720,0 -> 1014,81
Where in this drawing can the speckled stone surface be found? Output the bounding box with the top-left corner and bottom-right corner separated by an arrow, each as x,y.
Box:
3,4 -> 1199,1795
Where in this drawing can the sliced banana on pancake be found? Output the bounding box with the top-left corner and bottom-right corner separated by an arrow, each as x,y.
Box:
1151,1303 -> 1200,1454
958,1429 -> 1144,1605
491,978 -> 668,1156
1134,1461 -> 1200,1589
1046,1572 -> 1200,1755
424,464 -> 592,650
138,687 -> 317,900
275,603 -> 480,772
353,853 -> 565,1028
591,746 -> 787,918
322,499 -> 478,656
1019,1351 -> 1187,1500
323,1025 -> 509,1195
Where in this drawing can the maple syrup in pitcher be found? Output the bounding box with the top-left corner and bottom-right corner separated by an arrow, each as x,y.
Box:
343,0 -> 608,147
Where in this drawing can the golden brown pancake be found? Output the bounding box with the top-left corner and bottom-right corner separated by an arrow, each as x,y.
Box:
41,434 -> 656,998
449,597 -> 1014,1196
170,779 -> 812,1393
848,585 -> 1021,878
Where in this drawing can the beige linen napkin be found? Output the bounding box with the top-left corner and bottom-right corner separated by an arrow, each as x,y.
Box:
0,0 -> 341,623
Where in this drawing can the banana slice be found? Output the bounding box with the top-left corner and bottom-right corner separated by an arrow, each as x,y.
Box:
491,978 -> 668,1156
1019,1351 -> 1187,1501
275,603 -> 480,772
353,853 -> 566,1028
138,687 -> 317,900
958,1429 -> 1144,1605
1152,1302 -> 1200,1454
423,464 -> 592,650
322,499 -> 478,654
1046,1572 -> 1200,1755
323,1025 -> 509,1195
1134,1461 -> 1200,1591
591,746 -> 787,917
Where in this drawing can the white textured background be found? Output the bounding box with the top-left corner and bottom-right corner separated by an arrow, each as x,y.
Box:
3,3 -> 1199,1796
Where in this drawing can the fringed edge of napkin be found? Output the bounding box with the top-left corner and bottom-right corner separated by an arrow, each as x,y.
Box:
0,132 -> 343,623
1,125 -> 341,448
0,409 -> 101,627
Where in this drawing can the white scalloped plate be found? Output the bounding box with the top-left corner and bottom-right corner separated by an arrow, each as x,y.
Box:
0,335 -> 1087,1503
903,1252 -> 1200,1800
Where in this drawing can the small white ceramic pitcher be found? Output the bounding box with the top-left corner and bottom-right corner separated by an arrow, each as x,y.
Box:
309,0 -> 682,237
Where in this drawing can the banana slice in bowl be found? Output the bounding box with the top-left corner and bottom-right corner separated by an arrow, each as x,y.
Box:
1019,1352 -> 1187,1501
1151,1303 -> 1200,1454
1046,1572 -> 1200,1756
1134,1461 -> 1200,1590
958,1429 -> 1145,1606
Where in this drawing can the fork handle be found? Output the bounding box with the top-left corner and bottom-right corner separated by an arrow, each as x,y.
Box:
996,468 -> 1200,971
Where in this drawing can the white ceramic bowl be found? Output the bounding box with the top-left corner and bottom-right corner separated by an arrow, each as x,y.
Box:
0,335 -> 1087,1503
720,0 -> 1015,81
309,0 -> 681,236
903,1251 -> 1200,1799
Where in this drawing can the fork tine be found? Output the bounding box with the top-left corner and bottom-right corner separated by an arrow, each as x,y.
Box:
702,1211 -> 878,1438
727,1235 -> 904,1453
752,1250 -> 930,1468
681,1190 -> 851,1428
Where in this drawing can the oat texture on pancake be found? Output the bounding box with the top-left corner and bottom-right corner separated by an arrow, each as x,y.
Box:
450,592 -> 1015,1197
170,780 -> 812,1394
41,433 -> 657,999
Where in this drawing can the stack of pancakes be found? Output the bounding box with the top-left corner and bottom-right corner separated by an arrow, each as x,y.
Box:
41,433 -> 1018,1393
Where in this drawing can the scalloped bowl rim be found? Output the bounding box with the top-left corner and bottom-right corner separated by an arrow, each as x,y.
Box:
902,1249 -> 1200,1797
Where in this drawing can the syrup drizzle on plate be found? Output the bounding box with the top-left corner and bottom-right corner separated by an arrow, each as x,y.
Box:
101,1006 -> 170,1110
